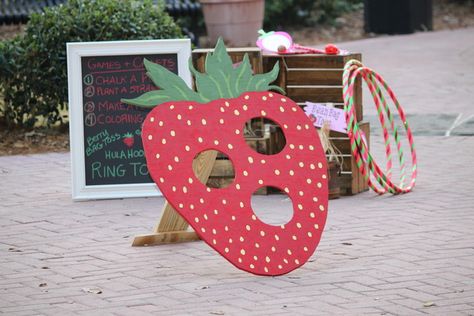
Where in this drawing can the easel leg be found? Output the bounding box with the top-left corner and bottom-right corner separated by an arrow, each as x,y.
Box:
132,150 -> 218,246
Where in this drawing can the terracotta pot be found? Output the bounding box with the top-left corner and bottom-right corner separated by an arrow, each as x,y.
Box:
200,0 -> 265,47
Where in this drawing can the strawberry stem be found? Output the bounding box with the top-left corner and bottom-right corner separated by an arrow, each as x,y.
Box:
122,38 -> 284,108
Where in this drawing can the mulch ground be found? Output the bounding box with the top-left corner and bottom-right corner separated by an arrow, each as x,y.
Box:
0,123 -> 69,156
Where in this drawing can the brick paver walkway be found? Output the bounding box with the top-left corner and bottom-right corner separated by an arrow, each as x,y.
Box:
1,28 -> 474,315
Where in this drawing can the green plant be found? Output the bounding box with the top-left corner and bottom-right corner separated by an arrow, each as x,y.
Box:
0,0 -> 183,129
264,0 -> 363,29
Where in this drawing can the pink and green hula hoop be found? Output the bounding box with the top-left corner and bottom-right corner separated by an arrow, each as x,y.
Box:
342,60 -> 417,194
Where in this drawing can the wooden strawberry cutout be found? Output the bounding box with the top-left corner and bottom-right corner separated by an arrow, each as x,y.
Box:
122,39 -> 328,276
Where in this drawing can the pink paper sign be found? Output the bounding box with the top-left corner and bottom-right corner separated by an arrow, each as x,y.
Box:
304,102 -> 347,134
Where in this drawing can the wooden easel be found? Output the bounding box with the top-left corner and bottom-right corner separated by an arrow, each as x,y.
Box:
132,150 -> 217,246
132,48 -> 263,247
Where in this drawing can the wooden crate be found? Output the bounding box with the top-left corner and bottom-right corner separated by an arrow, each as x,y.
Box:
262,52 -> 368,195
191,49 -> 369,196
262,52 -> 363,122
329,121 -> 370,195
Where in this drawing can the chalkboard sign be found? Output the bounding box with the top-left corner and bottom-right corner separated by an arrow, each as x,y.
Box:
67,40 -> 192,200
81,54 -> 178,186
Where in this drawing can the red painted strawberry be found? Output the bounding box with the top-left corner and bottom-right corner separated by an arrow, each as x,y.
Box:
122,133 -> 134,148
122,39 -> 328,276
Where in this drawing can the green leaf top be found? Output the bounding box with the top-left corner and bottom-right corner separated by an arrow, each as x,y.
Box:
122,38 -> 284,108
122,59 -> 205,107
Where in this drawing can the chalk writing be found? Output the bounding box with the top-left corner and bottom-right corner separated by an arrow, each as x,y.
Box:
104,149 -> 145,160
90,161 -> 149,179
85,129 -> 121,157
81,53 -> 178,186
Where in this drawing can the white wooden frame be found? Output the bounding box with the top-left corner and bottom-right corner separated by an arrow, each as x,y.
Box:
67,39 -> 192,201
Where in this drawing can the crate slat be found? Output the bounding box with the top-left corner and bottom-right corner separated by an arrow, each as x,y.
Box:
324,121 -> 370,195
358,120 -> 370,193
287,69 -> 343,85
287,86 -> 344,103
264,53 -> 361,69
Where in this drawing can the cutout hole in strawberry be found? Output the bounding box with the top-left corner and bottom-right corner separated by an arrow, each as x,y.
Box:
193,150 -> 235,189
251,187 -> 293,226
244,117 -> 286,155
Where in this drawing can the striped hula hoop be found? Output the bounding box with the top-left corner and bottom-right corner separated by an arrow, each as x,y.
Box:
342,59 -> 417,194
